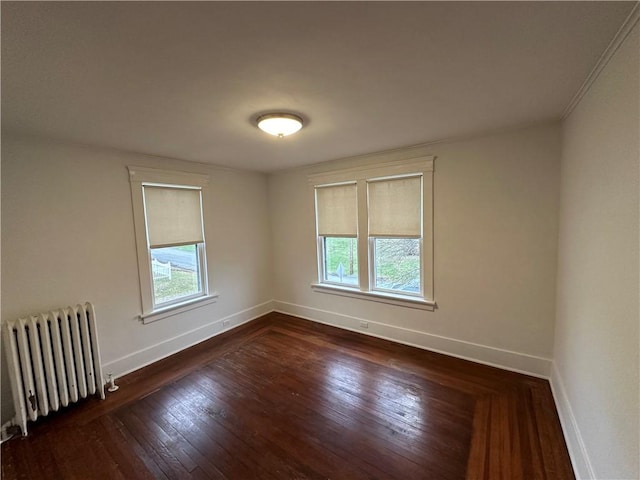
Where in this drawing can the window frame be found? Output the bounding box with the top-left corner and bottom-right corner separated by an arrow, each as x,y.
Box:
128,166 -> 218,324
309,156 -> 435,310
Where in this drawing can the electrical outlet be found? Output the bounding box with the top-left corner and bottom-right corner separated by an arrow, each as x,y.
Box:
223,319 -> 230,327
359,320 -> 369,329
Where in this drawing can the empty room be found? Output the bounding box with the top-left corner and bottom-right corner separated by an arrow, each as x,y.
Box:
1,2 -> 638,479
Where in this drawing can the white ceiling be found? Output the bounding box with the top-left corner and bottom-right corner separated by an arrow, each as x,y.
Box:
1,2 -> 635,172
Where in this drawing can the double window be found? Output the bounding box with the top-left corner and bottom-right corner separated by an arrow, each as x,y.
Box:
129,167 -> 216,323
312,157 -> 434,308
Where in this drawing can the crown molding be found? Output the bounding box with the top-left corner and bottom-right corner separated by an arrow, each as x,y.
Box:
562,3 -> 639,120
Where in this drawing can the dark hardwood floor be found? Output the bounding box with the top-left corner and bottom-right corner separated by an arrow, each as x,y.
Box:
1,312 -> 574,479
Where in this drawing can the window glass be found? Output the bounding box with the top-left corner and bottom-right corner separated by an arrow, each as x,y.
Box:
372,238 -> 420,294
151,244 -> 202,305
323,237 -> 358,286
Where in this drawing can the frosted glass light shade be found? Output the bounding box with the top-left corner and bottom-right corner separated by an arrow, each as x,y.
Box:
257,113 -> 303,137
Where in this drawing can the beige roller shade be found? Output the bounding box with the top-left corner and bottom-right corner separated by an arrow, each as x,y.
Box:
368,176 -> 422,237
315,183 -> 357,236
143,186 -> 204,248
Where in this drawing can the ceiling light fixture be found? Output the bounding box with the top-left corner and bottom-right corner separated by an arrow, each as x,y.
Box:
256,113 -> 303,138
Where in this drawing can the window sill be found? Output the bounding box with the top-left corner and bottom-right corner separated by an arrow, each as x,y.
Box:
311,283 -> 436,311
140,292 -> 220,324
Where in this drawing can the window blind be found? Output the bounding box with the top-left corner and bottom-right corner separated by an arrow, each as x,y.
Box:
368,176 -> 422,237
315,183 -> 357,236
143,186 -> 204,248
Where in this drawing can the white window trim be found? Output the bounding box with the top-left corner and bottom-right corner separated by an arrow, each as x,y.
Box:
140,293 -> 219,324
309,156 -> 435,306
307,157 -> 433,185
128,166 -> 214,322
311,283 -> 435,311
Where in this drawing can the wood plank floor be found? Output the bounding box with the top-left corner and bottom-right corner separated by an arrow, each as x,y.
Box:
1,312 -> 574,479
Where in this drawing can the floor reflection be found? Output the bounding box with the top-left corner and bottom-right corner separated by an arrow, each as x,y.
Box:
319,356 -> 426,444
373,376 -> 426,441
320,359 -> 363,428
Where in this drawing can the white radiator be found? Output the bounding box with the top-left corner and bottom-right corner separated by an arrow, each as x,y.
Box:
3,302 -> 106,435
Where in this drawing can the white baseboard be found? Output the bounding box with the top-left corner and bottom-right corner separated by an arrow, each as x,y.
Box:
273,300 -> 552,378
103,297 -> 552,382
550,362 -> 595,479
102,300 -> 274,380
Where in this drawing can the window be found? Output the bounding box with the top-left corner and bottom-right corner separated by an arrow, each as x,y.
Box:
129,166 -> 217,323
315,183 -> 358,287
310,156 -> 434,309
143,186 -> 206,306
368,176 -> 422,295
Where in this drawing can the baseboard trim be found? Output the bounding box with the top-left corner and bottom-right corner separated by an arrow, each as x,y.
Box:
273,300 -> 551,378
102,300 -> 274,380
549,362 -> 595,479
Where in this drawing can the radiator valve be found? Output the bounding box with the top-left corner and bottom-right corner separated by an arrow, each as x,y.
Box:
107,373 -> 119,392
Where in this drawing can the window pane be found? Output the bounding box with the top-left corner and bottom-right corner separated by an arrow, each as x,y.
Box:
151,244 -> 202,305
323,237 -> 358,286
373,238 -> 420,294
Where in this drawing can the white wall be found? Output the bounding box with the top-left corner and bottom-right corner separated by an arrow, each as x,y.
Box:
269,122 -> 561,376
552,23 -> 639,480
1,133 -> 272,423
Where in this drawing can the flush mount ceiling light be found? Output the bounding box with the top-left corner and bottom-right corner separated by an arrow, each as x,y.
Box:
256,113 -> 303,138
